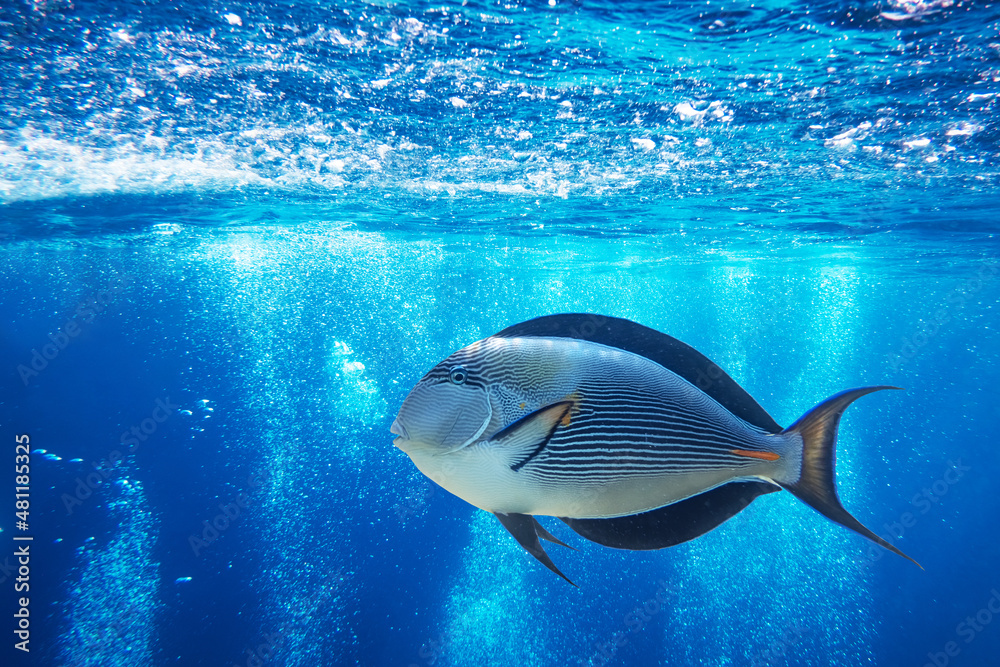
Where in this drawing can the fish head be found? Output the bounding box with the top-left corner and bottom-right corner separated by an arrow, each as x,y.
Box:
391,339 -> 497,457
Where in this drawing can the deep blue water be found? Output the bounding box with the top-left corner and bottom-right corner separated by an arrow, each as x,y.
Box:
1,0 -> 999,665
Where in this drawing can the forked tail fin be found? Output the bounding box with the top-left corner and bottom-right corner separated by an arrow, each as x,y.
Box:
779,386 -> 923,569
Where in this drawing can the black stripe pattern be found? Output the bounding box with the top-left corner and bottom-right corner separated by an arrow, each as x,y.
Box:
476,337 -> 777,483
416,335 -> 782,486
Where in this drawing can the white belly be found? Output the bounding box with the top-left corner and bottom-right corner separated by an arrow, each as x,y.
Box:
407,443 -> 774,519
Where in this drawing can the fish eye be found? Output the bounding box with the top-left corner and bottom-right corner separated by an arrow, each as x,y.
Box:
448,367 -> 468,385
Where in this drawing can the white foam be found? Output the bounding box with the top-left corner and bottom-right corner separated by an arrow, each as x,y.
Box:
0,132 -> 269,202
825,122 -> 873,151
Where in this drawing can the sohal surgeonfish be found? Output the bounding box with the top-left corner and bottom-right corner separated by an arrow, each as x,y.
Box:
391,314 -> 921,585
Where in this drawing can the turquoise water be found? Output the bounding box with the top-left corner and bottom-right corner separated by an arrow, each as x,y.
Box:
2,1 -> 999,666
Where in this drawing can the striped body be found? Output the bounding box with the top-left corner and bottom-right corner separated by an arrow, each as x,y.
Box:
394,336 -> 798,519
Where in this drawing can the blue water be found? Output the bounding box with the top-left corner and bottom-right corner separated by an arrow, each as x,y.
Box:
1,0 -> 999,665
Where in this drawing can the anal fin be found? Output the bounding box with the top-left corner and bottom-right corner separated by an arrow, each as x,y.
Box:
559,481 -> 780,551
532,517 -> 576,551
494,512 -> 577,586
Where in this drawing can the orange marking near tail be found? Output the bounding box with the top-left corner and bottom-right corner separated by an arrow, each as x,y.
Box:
731,449 -> 781,462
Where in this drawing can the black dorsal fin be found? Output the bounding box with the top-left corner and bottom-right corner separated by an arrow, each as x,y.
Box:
559,481 -> 780,551
493,313 -> 782,434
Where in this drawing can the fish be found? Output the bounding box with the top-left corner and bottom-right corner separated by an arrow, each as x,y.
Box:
390,313 -> 921,585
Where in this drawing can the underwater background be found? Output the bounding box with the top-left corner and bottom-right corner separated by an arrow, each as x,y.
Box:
2,0 -> 999,665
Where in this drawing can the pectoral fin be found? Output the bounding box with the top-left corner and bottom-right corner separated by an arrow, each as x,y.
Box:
490,401 -> 574,472
494,512 -> 577,586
